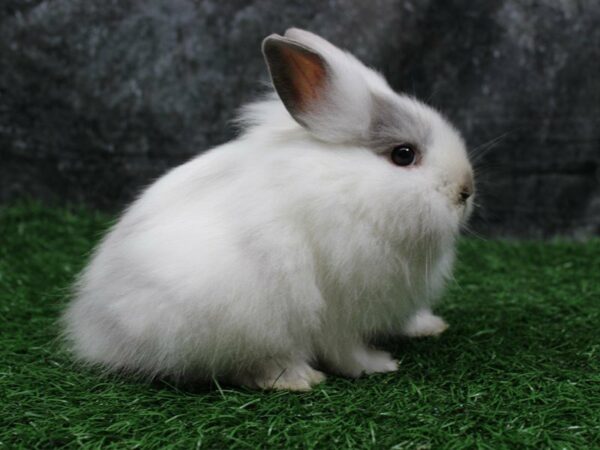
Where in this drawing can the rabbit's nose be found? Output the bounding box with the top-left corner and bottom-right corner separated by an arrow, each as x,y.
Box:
458,176 -> 474,204
459,189 -> 472,203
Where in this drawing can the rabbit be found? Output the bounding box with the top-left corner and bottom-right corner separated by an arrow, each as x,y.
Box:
62,28 -> 474,391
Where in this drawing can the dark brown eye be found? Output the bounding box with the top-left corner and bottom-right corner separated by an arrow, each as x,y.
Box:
391,145 -> 416,166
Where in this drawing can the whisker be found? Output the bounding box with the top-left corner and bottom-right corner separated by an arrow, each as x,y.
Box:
471,129 -> 515,153
469,129 -> 519,165
461,223 -> 488,242
425,86 -> 442,104
470,200 -> 484,209
447,270 -> 463,292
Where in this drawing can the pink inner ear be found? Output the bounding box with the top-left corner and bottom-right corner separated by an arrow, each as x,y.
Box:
279,46 -> 327,111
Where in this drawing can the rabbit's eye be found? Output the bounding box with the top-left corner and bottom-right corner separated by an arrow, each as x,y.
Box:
391,145 -> 417,166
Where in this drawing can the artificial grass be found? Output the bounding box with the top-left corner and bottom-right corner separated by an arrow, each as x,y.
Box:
1,202 -> 599,449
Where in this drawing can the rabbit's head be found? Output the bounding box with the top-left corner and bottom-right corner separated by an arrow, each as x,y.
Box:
262,29 -> 474,234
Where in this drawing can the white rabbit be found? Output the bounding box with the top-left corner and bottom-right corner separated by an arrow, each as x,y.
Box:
62,28 -> 474,391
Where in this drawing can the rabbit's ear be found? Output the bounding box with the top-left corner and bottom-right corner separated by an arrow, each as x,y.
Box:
262,35 -> 329,121
283,28 -> 346,60
262,34 -> 372,143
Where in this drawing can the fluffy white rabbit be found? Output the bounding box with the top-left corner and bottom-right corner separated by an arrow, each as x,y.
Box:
63,28 -> 474,391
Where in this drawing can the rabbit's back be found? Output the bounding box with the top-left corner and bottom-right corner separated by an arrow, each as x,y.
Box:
63,141 -> 330,379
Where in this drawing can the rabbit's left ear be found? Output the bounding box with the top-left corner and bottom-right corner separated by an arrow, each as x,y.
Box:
262,34 -> 372,143
262,35 -> 328,118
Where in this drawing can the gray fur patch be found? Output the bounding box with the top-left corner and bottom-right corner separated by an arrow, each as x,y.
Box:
367,94 -> 433,155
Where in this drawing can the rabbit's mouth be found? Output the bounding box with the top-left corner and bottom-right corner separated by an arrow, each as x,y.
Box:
461,197 -> 475,222
437,181 -> 474,209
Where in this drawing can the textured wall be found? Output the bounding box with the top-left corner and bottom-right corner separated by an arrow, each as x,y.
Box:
1,0 -> 599,236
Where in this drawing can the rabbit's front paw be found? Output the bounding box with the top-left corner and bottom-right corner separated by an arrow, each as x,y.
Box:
240,360 -> 326,391
361,349 -> 398,374
330,345 -> 398,378
402,309 -> 449,337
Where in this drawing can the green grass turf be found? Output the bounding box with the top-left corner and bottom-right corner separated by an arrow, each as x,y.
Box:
1,202 -> 599,449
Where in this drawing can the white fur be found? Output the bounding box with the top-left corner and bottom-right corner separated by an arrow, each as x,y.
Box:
62,29 -> 473,390
401,309 -> 449,337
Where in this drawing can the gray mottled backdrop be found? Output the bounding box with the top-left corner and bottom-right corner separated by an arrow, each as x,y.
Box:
1,0 -> 599,236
